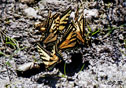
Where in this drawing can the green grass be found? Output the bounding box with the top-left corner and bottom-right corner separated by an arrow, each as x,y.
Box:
85,22 -> 101,45
104,24 -> 125,38
64,63 -> 67,76
0,51 -> 9,57
124,40 -> 126,49
0,32 -> 23,58
5,61 -> 12,67
5,36 -> 20,50
79,64 -> 85,72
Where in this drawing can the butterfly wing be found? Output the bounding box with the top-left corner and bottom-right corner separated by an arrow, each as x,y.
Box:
58,23 -> 77,50
49,13 -> 60,33
79,14 -> 85,36
73,14 -> 85,44
45,6 -> 72,43
42,13 -> 60,44
37,43 -> 51,61
74,5 -> 79,22
59,7 -> 72,31
37,43 -> 59,68
43,31 -> 58,44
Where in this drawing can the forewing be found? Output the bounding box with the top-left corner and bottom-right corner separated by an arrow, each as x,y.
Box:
73,14 -> 85,44
79,14 -> 85,36
43,31 -> 58,44
59,7 -> 72,31
49,13 -> 60,33
58,23 -> 77,50
43,14 -> 60,44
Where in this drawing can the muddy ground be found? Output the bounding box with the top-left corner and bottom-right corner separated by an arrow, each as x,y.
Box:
0,0 -> 126,88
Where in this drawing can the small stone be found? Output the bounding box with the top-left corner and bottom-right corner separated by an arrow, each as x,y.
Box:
84,9 -> 99,18
24,7 -> 38,18
11,34 -> 22,40
119,34 -> 124,40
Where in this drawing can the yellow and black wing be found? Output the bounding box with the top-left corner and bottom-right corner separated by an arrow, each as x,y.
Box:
73,13 -> 85,44
43,31 -> 58,44
74,5 -> 79,22
59,7 -> 72,31
44,6 -> 72,43
48,6 -> 72,33
37,43 -> 59,68
42,13 -> 60,44
47,6 -> 72,32
48,13 -> 60,33
78,14 -> 85,36
38,7 -> 72,44
58,23 -> 77,50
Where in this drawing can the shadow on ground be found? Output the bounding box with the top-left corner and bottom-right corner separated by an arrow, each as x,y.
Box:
36,52 -> 90,88
56,53 -> 90,76
37,74 -> 60,88
17,52 -> 90,87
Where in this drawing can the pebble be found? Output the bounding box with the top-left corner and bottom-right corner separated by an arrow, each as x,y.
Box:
24,7 -> 38,18
84,9 -> 99,18
119,34 -> 124,40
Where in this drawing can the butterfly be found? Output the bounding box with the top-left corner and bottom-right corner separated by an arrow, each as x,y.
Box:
57,23 -> 77,50
73,11 -> 85,45
37,43 -> 61,68
43,7 -> 72,45
36,6 -> 72,33
48,13 -> 60,33
58,6 -> 72,32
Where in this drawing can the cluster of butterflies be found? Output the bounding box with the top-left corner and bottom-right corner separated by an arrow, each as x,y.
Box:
35,6 -> 87,69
